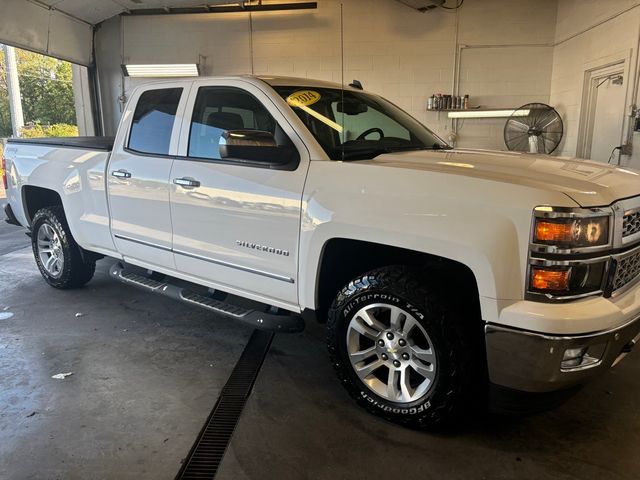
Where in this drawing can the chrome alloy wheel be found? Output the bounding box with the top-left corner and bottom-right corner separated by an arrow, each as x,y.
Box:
37,223 -> 64,278
346,303 -> 437,403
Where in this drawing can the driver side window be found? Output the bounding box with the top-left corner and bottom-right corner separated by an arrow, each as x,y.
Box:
188,87 -> 278,160
331,102 -> 411,142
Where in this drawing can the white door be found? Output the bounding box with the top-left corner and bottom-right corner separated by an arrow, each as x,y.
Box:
169,80 -> 309,309
588,73 -> 626,163
108,84 -> 189,269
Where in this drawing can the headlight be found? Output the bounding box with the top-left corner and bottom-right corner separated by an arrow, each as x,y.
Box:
531,207 -> 613,253
533,216 -> 609,248
527,206 -> 614,301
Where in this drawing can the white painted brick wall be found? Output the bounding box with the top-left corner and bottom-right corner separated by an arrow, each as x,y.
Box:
550,1 -> 640,162
100,0 -> 557,150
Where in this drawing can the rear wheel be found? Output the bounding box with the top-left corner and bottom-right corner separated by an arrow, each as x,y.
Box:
31,206 -> 96,289
327,266 -> 478,429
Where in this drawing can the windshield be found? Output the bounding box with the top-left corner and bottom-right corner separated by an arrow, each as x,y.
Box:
274,86 -> 450,160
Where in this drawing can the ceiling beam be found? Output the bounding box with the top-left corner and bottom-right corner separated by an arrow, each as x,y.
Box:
26,0 -> 93,26
122,2 -> 317,16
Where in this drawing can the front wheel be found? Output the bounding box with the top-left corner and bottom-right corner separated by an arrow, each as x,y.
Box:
327,266 -> 478,429
31,206 -> 96,289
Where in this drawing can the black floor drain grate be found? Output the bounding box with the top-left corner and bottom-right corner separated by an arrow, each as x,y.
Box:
176,330 -> 275,480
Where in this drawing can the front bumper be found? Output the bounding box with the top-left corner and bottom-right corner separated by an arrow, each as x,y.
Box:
486,316 -> 640,393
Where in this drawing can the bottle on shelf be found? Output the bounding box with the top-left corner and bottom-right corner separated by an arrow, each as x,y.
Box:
427,93 -> 470,111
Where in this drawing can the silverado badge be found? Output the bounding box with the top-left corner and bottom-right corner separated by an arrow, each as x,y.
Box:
236,240 -> 290,257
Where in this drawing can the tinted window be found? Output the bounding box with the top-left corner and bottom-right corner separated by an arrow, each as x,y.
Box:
188,87 -> 279,160
128,88 -> 183,155
330,102 -> 412,141
274,86 -> 449,160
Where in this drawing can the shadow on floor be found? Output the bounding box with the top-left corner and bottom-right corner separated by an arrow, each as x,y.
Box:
1,248 -> 638,480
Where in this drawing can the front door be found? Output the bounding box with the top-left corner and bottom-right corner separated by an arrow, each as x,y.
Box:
169,80 -> 309,309
108,84 -> 188,269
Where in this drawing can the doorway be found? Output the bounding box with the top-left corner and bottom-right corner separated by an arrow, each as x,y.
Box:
578,62 -> 627,164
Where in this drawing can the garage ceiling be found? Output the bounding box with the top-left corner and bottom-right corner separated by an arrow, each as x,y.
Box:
35,0 -> 292,25
5,0 -> 306,64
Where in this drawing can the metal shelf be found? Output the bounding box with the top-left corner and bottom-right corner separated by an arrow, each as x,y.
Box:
426,109 -> 476,112
426,107 -> 520,112
426,107 -> 531,119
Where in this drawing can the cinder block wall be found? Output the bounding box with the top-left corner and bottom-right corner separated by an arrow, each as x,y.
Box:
97,0 -> 557,152
549,0 -> 640,162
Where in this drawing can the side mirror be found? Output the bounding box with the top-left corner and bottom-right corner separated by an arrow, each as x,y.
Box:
219,130 -> 295,166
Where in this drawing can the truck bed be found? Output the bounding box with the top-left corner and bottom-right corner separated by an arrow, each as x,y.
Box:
7,136 -> 115,151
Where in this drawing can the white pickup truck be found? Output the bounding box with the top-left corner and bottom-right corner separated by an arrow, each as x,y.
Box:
4,75 -> 640,428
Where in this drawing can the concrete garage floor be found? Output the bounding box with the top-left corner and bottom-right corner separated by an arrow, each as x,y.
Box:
1,204 -> 640,480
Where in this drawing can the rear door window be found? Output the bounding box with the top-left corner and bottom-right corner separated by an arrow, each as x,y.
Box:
128,88 -> 183,155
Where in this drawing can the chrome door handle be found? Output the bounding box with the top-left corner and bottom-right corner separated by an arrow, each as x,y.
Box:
111,169 -> 132,179
173,177 -> 201,188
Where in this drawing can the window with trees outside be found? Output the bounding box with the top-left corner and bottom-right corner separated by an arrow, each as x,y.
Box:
0,45 -> 82,173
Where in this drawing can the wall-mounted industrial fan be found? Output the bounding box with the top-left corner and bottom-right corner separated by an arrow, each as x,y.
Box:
504,103 -> 563,154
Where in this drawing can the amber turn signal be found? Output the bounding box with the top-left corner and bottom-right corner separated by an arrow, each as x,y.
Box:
531,267 -> 570,291
535,220 -> 575,243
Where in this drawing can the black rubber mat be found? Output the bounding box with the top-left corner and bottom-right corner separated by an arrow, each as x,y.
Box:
176,330 -> 275,480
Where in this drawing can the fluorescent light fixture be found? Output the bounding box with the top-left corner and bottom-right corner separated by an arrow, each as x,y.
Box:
448,109 -> 530,119
122,64 -> 200,77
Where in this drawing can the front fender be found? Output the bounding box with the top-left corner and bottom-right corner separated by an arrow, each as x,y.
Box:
298,160 -> 578,323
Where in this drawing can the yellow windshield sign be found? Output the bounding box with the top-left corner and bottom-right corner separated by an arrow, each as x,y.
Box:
285,89 -> 343,133
286,90 -> 321,108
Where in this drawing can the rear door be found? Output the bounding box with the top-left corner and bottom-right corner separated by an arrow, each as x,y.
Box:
169,79 -> 309,309
107,82 -> 190,269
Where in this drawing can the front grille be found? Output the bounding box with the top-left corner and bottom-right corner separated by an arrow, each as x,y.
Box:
622,210 -> 640,238
612,249 -> 640,292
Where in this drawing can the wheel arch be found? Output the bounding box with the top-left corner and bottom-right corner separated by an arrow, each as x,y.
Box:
312,238 -> 482,324
22,185 -> 63,225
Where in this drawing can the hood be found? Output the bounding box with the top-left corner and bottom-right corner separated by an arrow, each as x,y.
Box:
365,148 -> 640,207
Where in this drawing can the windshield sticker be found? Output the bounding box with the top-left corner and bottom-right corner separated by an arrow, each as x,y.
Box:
286,90 -> 321,107
286,90 -> 343,133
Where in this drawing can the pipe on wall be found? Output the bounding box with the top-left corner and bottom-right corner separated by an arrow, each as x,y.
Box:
451,2 -> 640,157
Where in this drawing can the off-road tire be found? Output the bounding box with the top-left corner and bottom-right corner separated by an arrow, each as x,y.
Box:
31,206 -> 96,289
327,265 -> 478,429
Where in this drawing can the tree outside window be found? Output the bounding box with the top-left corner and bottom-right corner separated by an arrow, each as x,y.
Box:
0,46 -> 79,141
